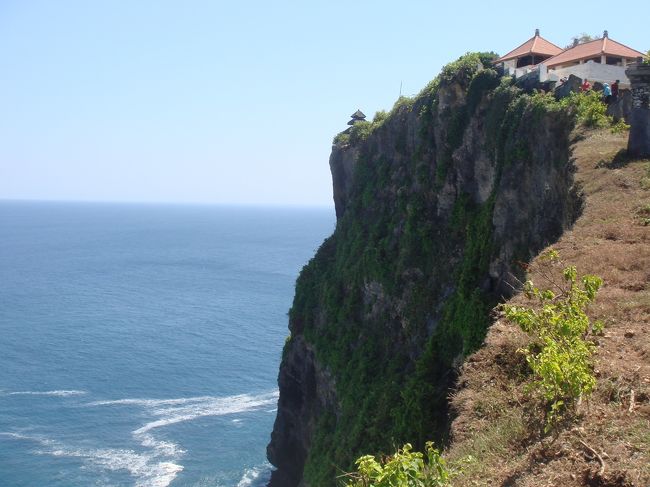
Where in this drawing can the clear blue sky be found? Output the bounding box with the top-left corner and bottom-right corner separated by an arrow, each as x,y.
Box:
1,1 -> 647,206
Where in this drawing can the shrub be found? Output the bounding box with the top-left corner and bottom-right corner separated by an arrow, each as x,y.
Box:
560,91 -> 612,128
349,121 -> 374,144
343,443 -> 449,487
439,52 -> 486,83
374,110 -> 388,125
503,251 -> 602,430
334,132 -> 351,145
610,119 -> 630,134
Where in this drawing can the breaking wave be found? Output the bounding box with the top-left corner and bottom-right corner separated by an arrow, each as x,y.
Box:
236,463 -> 272,487
87,391 -> 279,436
0,432 -> 182,487
3,390 -> 87,397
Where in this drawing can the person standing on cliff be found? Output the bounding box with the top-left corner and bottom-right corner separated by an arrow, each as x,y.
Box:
581,79 -> 591,92
603,83 -> 612,104
612,80 -> 620,101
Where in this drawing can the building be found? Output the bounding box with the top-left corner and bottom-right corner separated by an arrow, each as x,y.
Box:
496,29 -> 563,78
541,31 -> 645,86
498,29 -> 646,87
347,110 -> 367,126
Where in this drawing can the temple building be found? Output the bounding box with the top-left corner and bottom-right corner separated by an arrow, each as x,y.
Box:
348,110 -> 367,126
545,31 -> 643,70
496,29 -> 563,77
498,29 -> 646,87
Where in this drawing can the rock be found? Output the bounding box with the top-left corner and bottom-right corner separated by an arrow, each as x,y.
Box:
624,330 -> 635,338
554,74 -> 582,100
626,62 -> 650,158
515,69 -> 548,93
606,90 -> 633,122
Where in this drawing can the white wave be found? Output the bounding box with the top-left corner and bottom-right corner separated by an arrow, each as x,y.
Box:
237,467 -> 261,487
5,390 -> 86,397
87,390 -> 278,435
86,396 -> 217,407
133,391 -> 279,436
236,463 -> 272,487
2,432 -> 183,487
46,446 -> 183,487
0,432 -> 55,445
78,390 -> 278,485
139,433 -> 185,457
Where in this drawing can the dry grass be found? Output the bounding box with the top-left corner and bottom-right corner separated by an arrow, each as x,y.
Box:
446,130 -> 650,486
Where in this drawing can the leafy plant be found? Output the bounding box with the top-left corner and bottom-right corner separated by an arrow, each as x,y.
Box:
559,91 -> 612,128
503,251 -> 602,430
343,443 -> 449,487
334,132 -> 351,145
374,110 -> 388,125
349,121 -> 374,144
610,119 -> 630,134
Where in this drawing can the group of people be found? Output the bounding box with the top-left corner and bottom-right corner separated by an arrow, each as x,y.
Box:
580,78 -> 620,104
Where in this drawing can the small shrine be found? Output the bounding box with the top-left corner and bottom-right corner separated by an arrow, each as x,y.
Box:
347,110 -> 366,126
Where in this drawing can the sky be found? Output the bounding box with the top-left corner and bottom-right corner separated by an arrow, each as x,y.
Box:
1,1 -> 647,207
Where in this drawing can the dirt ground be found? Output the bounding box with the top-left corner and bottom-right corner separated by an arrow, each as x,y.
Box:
447,130 -> 650,487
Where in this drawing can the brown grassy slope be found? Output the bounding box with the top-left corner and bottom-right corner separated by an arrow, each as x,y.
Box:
446,130 -> 650,487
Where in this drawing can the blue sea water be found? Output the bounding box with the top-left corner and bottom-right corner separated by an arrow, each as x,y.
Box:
0,201 -> 334,487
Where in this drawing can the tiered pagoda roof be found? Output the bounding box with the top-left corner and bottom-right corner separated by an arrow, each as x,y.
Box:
544,31 -> 645,68
496,29 -> 563,64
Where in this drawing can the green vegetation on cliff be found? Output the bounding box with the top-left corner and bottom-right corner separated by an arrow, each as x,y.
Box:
277,53 -> 579,485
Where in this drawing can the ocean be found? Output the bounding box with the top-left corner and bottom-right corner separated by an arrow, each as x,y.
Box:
0,201 -> 334,487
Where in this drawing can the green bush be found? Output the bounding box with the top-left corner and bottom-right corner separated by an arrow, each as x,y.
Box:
610,119 -> 630,134
374,110 -> 388,125
503,250 -> 602,430
349,121 -> 374,144
559,91 -> 611,128
343,443 -> 449,487
334,132 -> 351,145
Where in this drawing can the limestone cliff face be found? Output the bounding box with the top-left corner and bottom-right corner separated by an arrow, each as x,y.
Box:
268,55 -> 581,486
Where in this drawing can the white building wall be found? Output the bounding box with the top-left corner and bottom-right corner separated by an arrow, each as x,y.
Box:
541,61 -> 631,87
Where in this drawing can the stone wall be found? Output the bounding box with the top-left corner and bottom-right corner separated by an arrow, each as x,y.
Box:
626,61 -> 650,158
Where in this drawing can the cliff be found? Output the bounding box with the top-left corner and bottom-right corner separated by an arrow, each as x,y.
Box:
267,53 -> 583,486
446,129 -> 650,486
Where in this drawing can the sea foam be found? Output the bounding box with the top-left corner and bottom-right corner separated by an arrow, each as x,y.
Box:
4,390 -> 87,397
236,463 -> 272,487
87,390 -> 279,436
1,431 -> 183,487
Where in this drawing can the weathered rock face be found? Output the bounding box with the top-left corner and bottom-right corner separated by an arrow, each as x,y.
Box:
267,336 -> 336,487
607,89 -> 633,122
627,62 -> 650,158
554,74 -> 582,99
330,143 -> 359,219
268,57 -> 580,486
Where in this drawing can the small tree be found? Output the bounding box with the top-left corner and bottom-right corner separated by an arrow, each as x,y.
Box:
560,91 -> 612,128
503,251 -> 602,430
343,443 -> 449,487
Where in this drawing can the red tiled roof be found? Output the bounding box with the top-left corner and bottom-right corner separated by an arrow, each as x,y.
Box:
497,31 -> 563,63
545,36 -> 645,68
